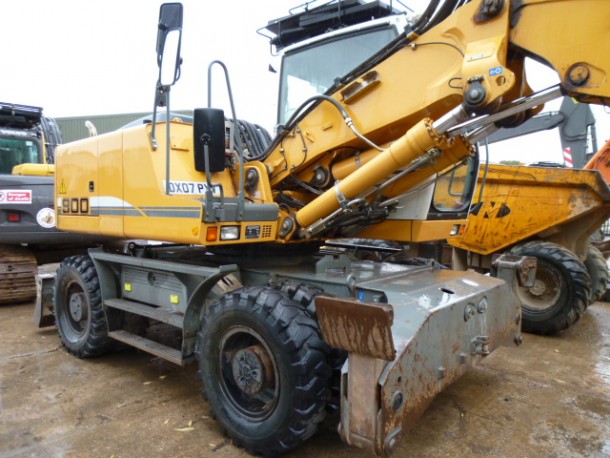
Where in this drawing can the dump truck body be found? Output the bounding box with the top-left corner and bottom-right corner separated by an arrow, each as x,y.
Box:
450,165 -> 610,258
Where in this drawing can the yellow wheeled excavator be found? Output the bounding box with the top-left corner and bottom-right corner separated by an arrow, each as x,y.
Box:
40,0 -> 610,455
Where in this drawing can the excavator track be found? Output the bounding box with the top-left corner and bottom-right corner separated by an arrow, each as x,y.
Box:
0,246 -> 38,305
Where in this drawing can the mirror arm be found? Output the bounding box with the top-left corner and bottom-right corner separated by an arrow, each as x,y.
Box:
164,91 -> 171,195
150,84 -> 167,151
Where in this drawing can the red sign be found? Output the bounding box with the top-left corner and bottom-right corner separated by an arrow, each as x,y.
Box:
0,190 -> 32,204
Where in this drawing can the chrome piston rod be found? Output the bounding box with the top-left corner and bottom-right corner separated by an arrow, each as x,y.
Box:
437,85 -> 563,140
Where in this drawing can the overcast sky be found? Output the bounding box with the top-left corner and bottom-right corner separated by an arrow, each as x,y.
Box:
2,0 -> 609,164
2,0 -> 298,124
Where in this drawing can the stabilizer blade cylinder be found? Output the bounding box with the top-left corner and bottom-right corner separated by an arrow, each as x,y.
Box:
296,119 -> 444,228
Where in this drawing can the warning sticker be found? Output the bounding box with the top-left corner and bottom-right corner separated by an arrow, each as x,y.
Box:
36,207 -> 56,228
0,190 -> 32,204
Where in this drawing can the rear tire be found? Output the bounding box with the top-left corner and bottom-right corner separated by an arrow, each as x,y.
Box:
54,256 -> 113,357
584,244 -> 608,303
196,287 -> 331,456
509,241 -> 590,335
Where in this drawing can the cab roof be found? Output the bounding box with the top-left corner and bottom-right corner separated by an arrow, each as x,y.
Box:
261,0 -> 403,51
0,103 -> 43,129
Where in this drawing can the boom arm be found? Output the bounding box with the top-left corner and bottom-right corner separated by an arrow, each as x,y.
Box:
263,0 -> 610,241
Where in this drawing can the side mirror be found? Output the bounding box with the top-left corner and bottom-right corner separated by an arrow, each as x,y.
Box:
157,3 -> 183,88
194,108 -> 226,173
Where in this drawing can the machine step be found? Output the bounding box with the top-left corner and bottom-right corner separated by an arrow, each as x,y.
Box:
108,329 -> 184,366
104,298 -> 184,328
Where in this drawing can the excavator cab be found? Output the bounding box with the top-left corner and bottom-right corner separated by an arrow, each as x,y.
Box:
0,102 -> 60,177
0,103 -> 47,173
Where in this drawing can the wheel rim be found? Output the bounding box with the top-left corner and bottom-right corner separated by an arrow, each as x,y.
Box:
218,325 -> 279,421
516,262 -> 563,313
62,282 -> 89,337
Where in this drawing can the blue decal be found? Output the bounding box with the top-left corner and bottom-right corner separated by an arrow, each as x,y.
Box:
489,66 -> 503,76
358,290 -> 366,301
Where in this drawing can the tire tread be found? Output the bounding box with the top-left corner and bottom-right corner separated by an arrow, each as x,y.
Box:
196,286 -> 331,456
510,241 -> 590,335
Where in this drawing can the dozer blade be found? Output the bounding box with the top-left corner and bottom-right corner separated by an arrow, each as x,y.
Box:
316,258 -> 524,456
0,246 -> 37,305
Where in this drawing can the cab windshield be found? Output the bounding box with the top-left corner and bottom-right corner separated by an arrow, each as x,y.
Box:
278,26 -> 397,125
432,158 -> 477,214
0,137 -> 41,174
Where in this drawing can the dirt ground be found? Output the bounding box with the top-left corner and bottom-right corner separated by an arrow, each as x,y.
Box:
1,295 -> 609,458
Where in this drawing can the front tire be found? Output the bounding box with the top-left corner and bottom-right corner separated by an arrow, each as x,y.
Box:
54,256 -> 113,357
282,282 -> 346,414
509,241 -> 590,335
196,287 -> 331,456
